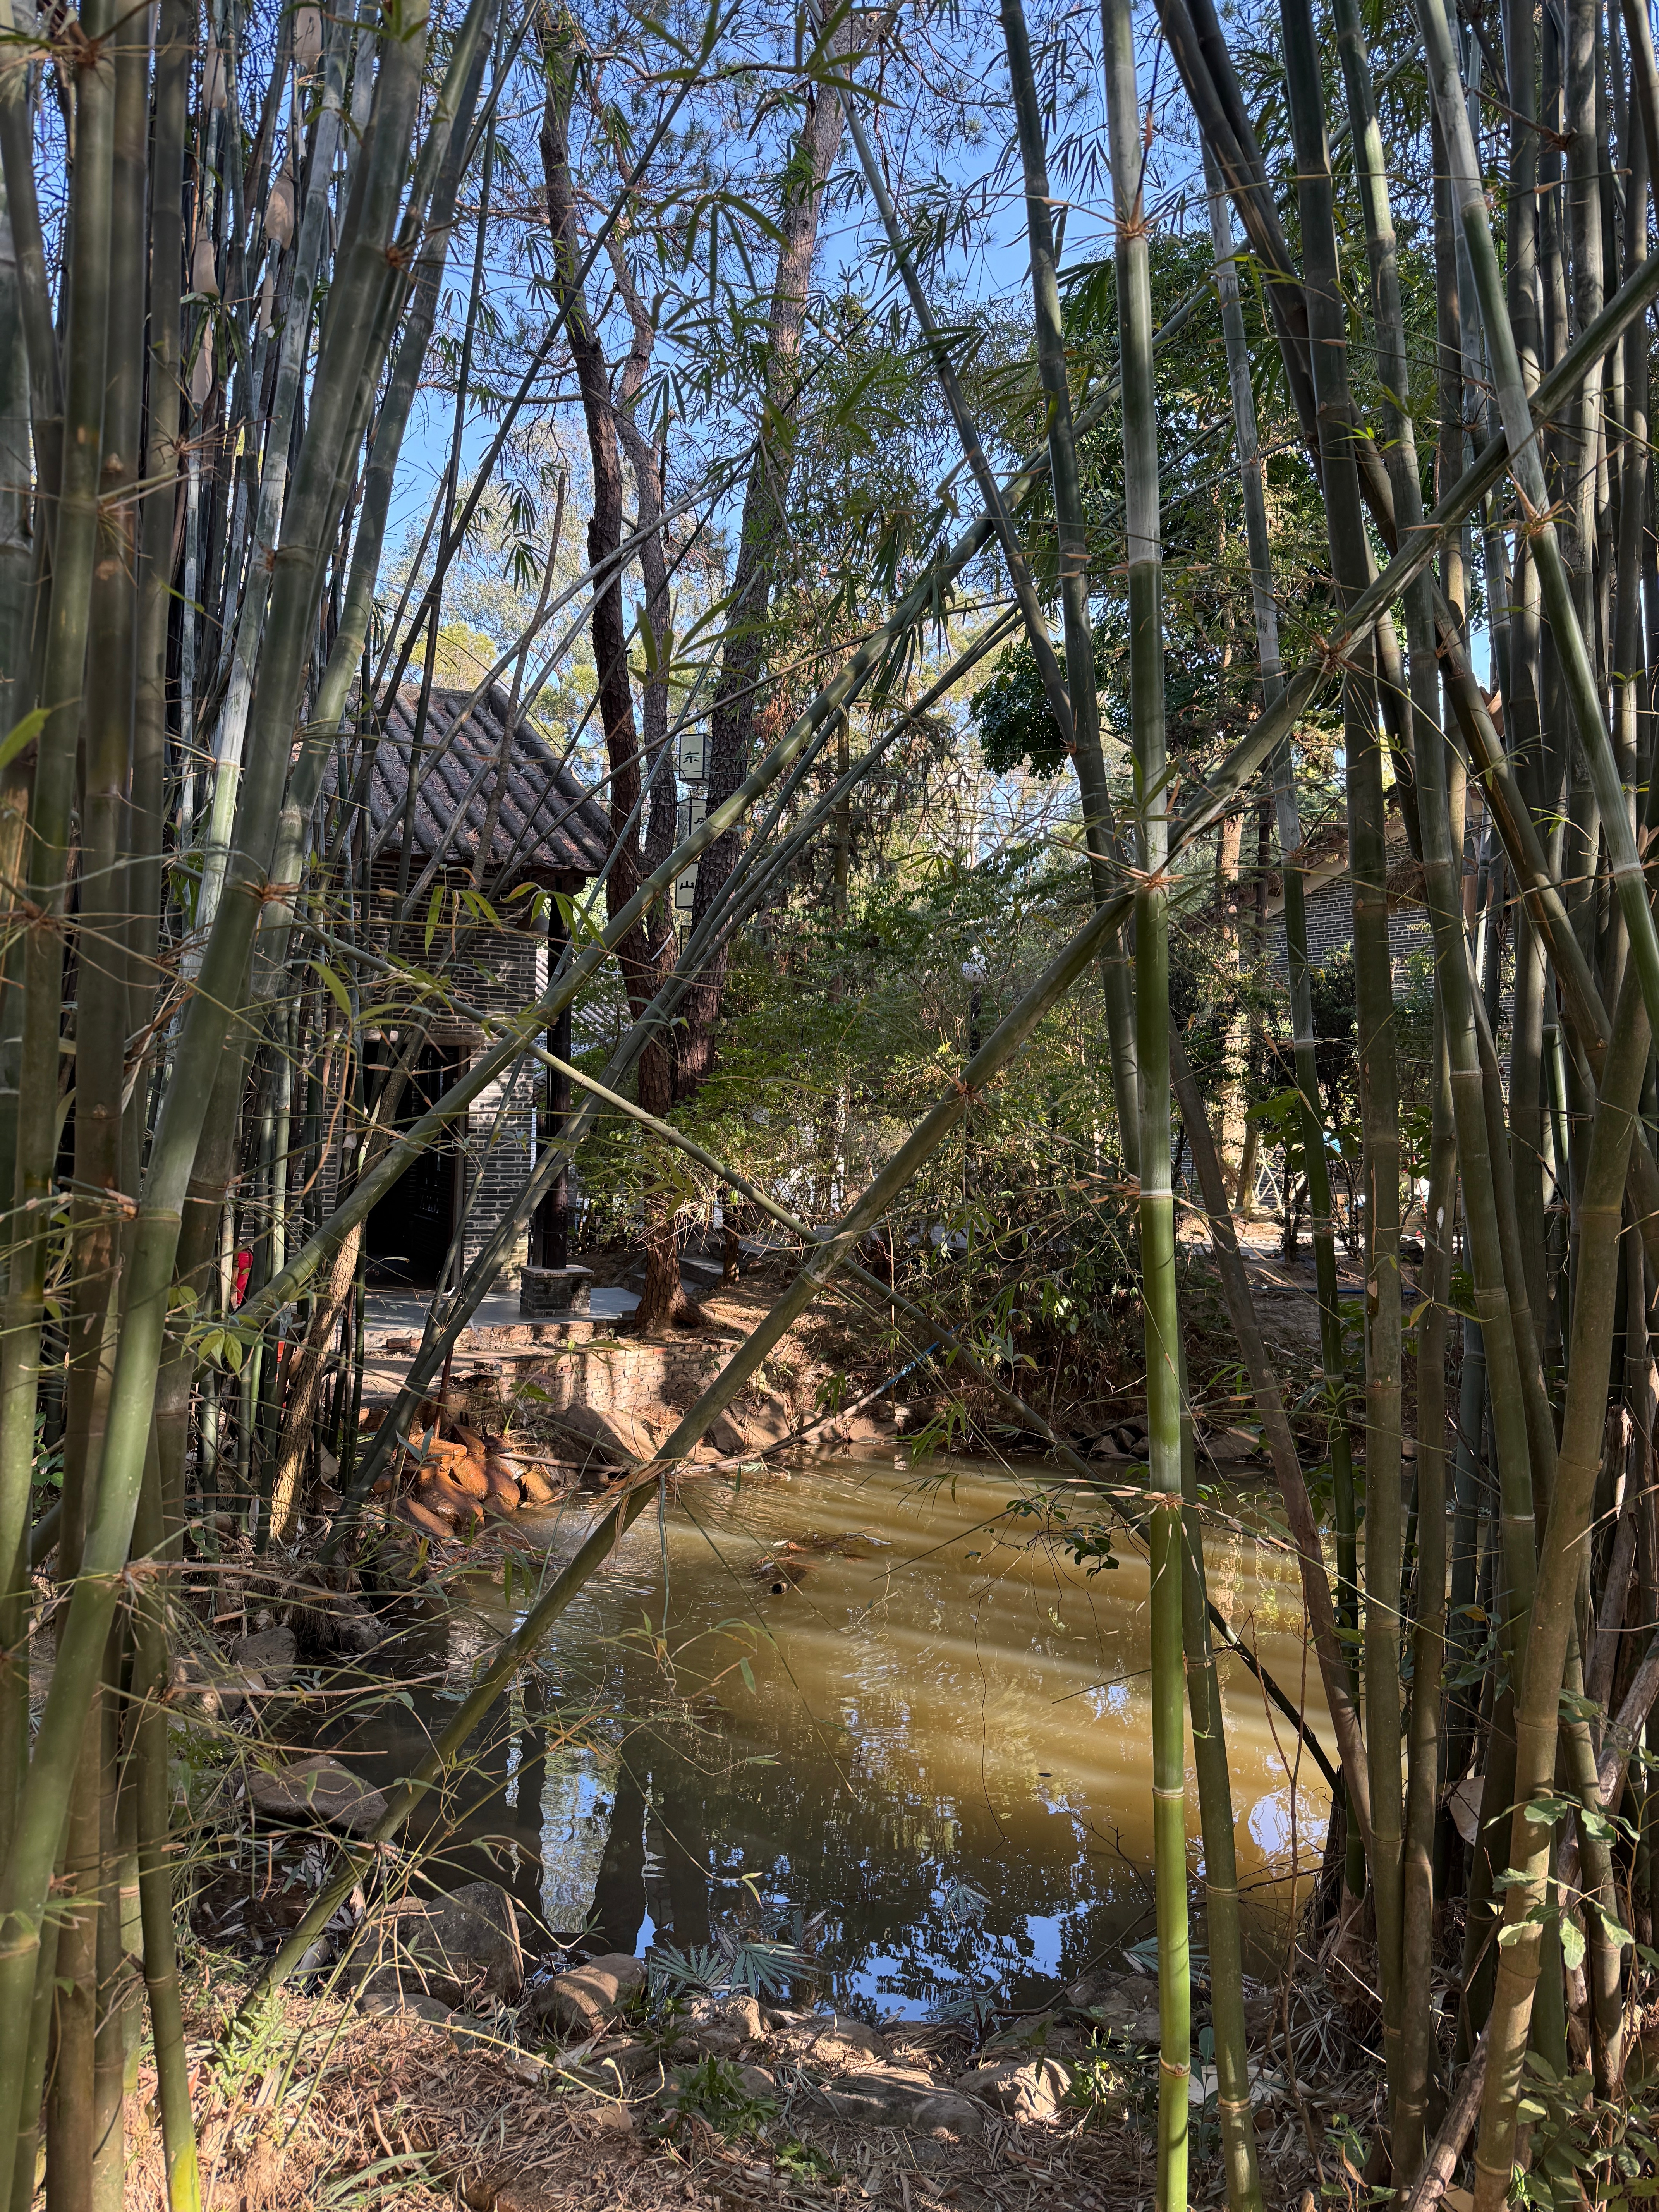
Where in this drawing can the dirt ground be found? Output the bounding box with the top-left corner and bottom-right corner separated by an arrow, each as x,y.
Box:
122,1978 -> 1161,2212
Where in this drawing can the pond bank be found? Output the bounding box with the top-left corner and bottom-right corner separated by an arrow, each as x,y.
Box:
124,1958 -> 1168,2212
121,1449 -> 1376,2205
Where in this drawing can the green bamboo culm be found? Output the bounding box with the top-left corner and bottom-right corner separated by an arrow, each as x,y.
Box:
1279,0 -> 1406,2092
131,1439 -> 201,2212
1466,965 -> 1651,2205
1419,0 -> 1659,1051
996,0 -> 1141,1173
1101,2 -> 1188,2202
1178,1356 -> 1265,2212
0,18 -> 434,2188
1202,147 -> 1364,1901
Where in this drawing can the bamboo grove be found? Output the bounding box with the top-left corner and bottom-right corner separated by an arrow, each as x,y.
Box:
8,0 -> 1659,2198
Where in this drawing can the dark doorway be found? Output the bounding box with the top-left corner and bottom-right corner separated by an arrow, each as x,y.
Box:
364,1042 -> 461,1287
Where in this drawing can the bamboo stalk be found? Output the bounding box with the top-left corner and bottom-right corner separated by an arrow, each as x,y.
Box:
0,122 -> 27,1884
130,1441 -> 200,2212
192,13 -> 350,950
1206,137 -> 1365,1896
0,0 -> 118,1915
1279,0 -> 1405,2087
1420,0 -> 1659,1058
1165,1039 -> 1372,1843
997,0 -> 1140,1170
1467,963 -> 1651,2206
0,17 -> 434,2163
1399,1013 -> 1455,2179
1179,1379 -> 1265,2212
1559,1645 -> 1625,2086
1100,7 -> 1187,2200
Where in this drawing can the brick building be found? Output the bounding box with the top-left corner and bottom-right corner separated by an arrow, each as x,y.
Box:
334,684 -> 611,1287
1260,807 -> 1436,983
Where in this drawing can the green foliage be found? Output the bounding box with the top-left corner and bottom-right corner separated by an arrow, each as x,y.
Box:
775,2138 -> 840,2182
667,2053 -> 778,2140
971,630 -> 1099,782
648,1933 -> 805,2000
1510,2049 -> 1659,2207
967,232 -> 1333,785
1065,2035 -> 1144,2127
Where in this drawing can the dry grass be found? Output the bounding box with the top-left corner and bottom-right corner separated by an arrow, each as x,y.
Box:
118,1974 -> 1157,2211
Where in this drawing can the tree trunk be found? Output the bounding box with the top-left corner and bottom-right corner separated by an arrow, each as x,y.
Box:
609,232 -> 696,1332
539,10 -> 691,1333
680,36 -> 848,1083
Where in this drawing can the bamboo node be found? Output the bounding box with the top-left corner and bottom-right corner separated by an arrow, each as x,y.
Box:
1311,629 -> 1365,683
1511,474 -> 1570,543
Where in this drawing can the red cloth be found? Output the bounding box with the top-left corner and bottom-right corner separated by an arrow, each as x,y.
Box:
231,1249 -> 252,1309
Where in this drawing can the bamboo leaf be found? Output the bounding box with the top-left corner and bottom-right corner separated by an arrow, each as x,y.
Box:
0,706 -> 48,774
309,960 -> 353,1023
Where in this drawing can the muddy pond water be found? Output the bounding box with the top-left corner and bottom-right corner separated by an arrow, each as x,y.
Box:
335,1454 -> 1333,2019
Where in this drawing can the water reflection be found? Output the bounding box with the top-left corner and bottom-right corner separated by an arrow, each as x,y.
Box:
337,1456 -> 1331,2018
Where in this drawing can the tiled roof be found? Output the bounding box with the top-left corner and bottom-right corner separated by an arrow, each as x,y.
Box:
336,684 -> 611,881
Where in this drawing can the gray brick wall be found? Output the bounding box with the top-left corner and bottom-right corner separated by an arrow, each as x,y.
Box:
1265,876 -> 1433,981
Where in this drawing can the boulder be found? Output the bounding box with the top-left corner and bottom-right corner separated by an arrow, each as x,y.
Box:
802,2011 -> 890,2061
525,1951 -> 645,2035
1197,1426 -> 1262,1467
703,1412 -> 750,1455
977,2008 -> 1087,2060
954,2057 -> 1072,2123
583,2037 -> 665,2085
816,2068 -> 985,2137
357,1984 -> 455,2031
603,1408 -> 678,1461
716,1992 -> 766,2043
289,1582 -> 382,1656
679,1992 -> 767,2057
744,1393 -> 795,1446
229,1626 -> 298,1687
169,1652 -> 262,1721
381,1880 -> 524,2004
245,1753 -> 388,1834
1064,1969 -> 1161,2045
835,1411 -> 889,1443
547,1405 -> 667,1468
708,1400 -> 793,1453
